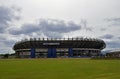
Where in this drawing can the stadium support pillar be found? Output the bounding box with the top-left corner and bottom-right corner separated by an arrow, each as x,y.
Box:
52,48 -> 56,58
47,48 -> 51,58
30,48 -> 35,58
69,48 -> 73,57
47,48 -> 56,58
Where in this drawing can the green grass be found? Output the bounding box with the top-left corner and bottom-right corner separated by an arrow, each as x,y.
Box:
0,58 -> 120,79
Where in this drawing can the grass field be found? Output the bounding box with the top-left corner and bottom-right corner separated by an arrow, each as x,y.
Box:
0,58 -> 120,79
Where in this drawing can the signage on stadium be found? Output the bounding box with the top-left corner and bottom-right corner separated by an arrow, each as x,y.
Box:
43,43 -> 60,45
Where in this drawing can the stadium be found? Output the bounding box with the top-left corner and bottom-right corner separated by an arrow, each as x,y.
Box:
13,37 -> 106,58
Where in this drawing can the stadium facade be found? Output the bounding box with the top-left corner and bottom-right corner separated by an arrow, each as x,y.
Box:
13,38 -> 106,58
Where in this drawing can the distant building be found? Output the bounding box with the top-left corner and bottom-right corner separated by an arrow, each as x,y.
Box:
13,37 -> 106,58
106,50 -> 120,57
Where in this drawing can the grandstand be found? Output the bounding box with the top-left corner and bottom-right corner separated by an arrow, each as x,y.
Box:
13,37 -> 106,58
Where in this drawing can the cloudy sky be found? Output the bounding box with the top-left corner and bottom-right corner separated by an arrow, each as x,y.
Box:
0,0 -> 120,53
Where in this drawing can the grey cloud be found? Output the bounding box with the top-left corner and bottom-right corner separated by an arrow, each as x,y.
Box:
100,28 -> 106,31
9,19 -> 81,38
106,18 -> 120,26
0,35 -> 16,54
106,18 -> 120,22
1,40 -> 15,47
9,24 -> 39,35
43,32 -> 62,38
80,19 -> 93,31
0,34 -> 15,47
85,27 -> 92,31
118,37 -> 120,40
0,6 -> 20,33
106,41 -> 120,49
39,19 -> 81,33
100,34 -> 114,39
0,7 -> 12,24
118,37 -> 120,39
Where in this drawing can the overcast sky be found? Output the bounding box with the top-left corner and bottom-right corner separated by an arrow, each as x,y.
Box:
0,0 -> 120,53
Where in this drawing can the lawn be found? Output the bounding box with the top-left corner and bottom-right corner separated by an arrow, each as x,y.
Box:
0,58 -> 120,79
